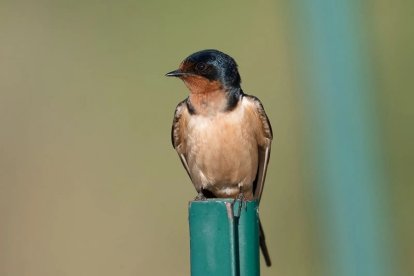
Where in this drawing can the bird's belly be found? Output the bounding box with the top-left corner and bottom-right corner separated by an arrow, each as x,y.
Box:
186,114 -> 258,197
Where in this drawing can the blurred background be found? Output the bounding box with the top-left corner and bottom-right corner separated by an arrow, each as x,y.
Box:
0,0 -> 412,275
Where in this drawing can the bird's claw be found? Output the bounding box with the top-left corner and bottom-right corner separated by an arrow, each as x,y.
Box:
194,192 -> 207,201
232,191 -> 247,217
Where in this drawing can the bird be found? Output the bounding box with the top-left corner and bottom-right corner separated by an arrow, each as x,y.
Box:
166,49 -> 273,267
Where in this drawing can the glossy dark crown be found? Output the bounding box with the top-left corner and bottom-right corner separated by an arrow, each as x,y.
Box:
181,49 -> 241,90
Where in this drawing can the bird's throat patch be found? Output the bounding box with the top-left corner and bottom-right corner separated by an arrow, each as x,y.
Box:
182,76 -> 222,95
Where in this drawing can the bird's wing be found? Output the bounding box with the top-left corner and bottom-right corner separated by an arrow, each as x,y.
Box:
171,98 -> 192,181
245,95 -> 273,203
255,144 -> 271,202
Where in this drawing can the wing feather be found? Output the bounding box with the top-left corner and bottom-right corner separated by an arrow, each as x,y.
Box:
244,95 -> 273,202
171,99 -> 192,180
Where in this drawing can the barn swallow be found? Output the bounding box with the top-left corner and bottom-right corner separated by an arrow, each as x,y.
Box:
167,49 -> 273,267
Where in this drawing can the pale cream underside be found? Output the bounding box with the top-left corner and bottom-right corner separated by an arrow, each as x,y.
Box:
182,97 -> 263,198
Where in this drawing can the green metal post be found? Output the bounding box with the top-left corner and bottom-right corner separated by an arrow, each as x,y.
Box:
188,199 -> 260,276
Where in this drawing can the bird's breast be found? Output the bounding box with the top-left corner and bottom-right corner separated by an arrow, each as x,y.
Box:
185,101 -> 258,195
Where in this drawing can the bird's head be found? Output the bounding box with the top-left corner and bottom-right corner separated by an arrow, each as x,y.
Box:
166,49 -> 241,94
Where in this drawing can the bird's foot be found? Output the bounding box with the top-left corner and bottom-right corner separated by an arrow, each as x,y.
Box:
194,192 -> 207,201
232,191 -> 247,217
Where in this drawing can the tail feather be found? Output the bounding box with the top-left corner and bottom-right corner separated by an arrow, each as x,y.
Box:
259,218 -> 272,267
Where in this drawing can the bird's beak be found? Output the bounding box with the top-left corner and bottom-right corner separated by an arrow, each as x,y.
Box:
165,69 -> 186,77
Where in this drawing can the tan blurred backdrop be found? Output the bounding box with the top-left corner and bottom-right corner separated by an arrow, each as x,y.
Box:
0,1 -> 412,275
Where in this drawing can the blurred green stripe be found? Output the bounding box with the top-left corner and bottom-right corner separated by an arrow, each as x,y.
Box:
289,1 -> 396,275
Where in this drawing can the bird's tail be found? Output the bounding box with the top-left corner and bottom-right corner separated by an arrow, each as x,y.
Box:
259,218 -> 272,267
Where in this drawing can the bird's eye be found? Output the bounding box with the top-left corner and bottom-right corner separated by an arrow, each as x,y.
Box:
195,62 -> 206,72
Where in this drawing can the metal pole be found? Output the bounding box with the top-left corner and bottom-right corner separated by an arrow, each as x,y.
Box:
188,199 -> 260,276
